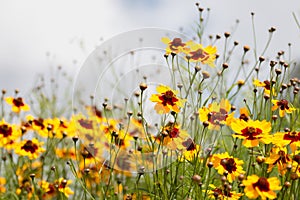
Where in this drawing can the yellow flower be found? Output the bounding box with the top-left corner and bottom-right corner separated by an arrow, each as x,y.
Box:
0,119 -> 21,149
14,138 -> 45,160
5,96 -> 30,113
161,37 -> 190,55
55,148 -> 76,160
155,122 -> 190,150
180,138 -> 201,162
199,99 -> 234,130
265,146 -> 292,175
238,107 -> 250,121
253,79 -> 275,96
186,42 -> 217,67
206,184 -> 242,200
272,99 -> 295,117
150,85 -> 184,114
0,177 -> 6,193
231,119 -> 271,147
243,175 -> 281,200
272,131 -> 300,152
40,180 -> 56,199
211,152 -> 245,182
57,178 -> 74,198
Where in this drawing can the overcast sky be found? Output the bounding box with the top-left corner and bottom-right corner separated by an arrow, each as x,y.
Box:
0,0 -> 299,95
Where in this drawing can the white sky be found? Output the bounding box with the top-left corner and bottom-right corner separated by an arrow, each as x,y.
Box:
0,0 -> 299,94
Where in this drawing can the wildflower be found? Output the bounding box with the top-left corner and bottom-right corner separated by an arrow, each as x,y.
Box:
243,175 -> 281,200
272,99 -> 295,117
207,184 -> 242,200
150,85 -> 184,114
253,79 -> 275,96
272,131 -> 300,152
180,138 -> 201,162
161,37 -> 189,55
5,96 -> 30,113
0,177 -> 6,193
231,119 -> 271,147
211,152 -> 245,182
56,178 -> 74,198
40,180 -> 56,199
55,148 -> 76,160
199,99 -> 234,130
265,147 -> 292,175
155,122 -> 190,150
14,138 -> 45,160
239,107 -> 250,121
186,42 -> 217,67
0,119 -> 21,149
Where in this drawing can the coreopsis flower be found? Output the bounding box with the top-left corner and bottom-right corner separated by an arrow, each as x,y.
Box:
5,96 -> 30,113
180,138 -> 201,162
155,122 -> 190,150
211,152 -> 245,182
231,119 -> 272,147
55,148 -> 76,160
239,107 -> 250,121
206,184 -> 242,200
265,147 -> 292,175
271,99 -> 295,117
243,175 -> 281,200
0,119 -> 21,149
14,138 -> 45,160
253,79 -> 275,96
272,131 -> 300,152
123,193 -> 151,200
161,37 -> 190,55
0,177 -> 6,193
199,99 -> 235,130
40,180 -> 56,199
26,115 -> 48,137
150,85 -> 184,114
56,178 -> 74,198
186,42 -> 217,67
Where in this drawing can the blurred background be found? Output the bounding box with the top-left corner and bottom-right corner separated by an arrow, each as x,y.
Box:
0,0 -> 299,95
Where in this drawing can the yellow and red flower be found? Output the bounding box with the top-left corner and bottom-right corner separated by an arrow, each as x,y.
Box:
161,37 -> 190,55
231,119 -> 272,147
243,175 -> 281,200
150,85 -> 184,114
272,99 -> 295,117
253,79 -> 275,96
211,152 -> 245,182
265,146 -> 292,175
199,99 -> 234,130
272,131 -> 300,152
40,180 -> 56,199
14,138 -> 45,160
186,42 -> 217,67
180,138 -> 201,162
5,96 -> 30,113
56,178 -> 74,198
206,184 -> 242,200
0,119 -> 21,149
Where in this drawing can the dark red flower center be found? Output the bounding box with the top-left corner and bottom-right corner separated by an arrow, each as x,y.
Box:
159,90 -> 178,106
182,138 -> 196,151
12,97 -> 25,107
263,80 -> 271,90
283,131 -> 300,144
208,108 -> 228,125
78,119 -> 93,129
220,158 -> 237,173
239,114 -> 249,122
21,140 -> 38,153
273,150 -> 291,165
252,177 -> 270,192
169,38 -> 185,51
33,118 -> 45,129
276,99 -> 290,110
241,126 -> 262,140
190,49 -> 209,61
212,188 -> 232,197
0,124 -> 12,137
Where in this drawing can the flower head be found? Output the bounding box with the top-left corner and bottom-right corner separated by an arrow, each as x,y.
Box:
5,97 -> 30,113
199,99 -> 234,130
272,131 -> 300,152
0,119 -> 21,149
253,79 -> 275,96
211,152 -> 245,182
243,175 -> 281,200
272,99 -> 295,117
186,42 -> 217,67
207,184 -> 242,200
265,147 -> 292,175
14,138 -> 45,160
57,178 -> 74,198
161,37 -> 189,55
150,85 -> 184,114
231,119 -> 271,147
